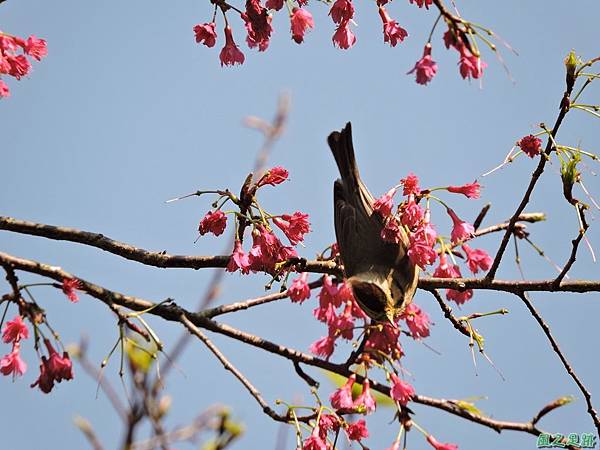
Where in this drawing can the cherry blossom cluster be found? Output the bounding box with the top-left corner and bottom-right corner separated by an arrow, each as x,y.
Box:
0,278 -> 79,392
291,368 -> 458,449
287,267 -> 454,447
373,173 -> 491,304
192,0 -> 496,84
194,166 -> 311,276
0,30 -> 47,98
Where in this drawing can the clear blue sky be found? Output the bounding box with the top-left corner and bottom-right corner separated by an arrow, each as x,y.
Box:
1,1 -> 599,449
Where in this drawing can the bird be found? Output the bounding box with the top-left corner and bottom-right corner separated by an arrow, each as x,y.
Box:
327,122 -> 419,324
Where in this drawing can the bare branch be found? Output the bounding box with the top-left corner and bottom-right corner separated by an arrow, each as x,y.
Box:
516,291 -> 600,434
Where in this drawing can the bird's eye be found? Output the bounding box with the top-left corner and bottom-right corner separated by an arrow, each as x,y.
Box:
352,282 -> 387,315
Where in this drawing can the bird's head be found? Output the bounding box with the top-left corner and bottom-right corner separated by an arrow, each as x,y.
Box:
347,274 -> 396,325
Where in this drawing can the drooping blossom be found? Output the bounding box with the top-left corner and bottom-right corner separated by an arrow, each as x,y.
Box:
462,244 -> 492,274
303,425 -> 327,450
288,272 -> 311,303
44,339 -> 73,382
62,278 -> 81,303
256,166 -> 288,187
381,218 -> 401,243
329,0 -> 354,24
31,340 -> 74,393
318,414 -> 341,438
401,303 -> 431,338
408,43 -> 437,85
400,195 -> 424,229
273,211 -> 311,244
401,173 -> 420,196
427,434 -> 459,450
332,21 -> 356,49
379,7 -> 408,47
447,208 -> 474,243
446,285 -> 473,305
346,419 -> 369,441
365,323 -> 404,360
518,134 -> 543,158
408,225 -> 437,268
447,181 -> 480,199
199,210 -> 227,236
243,0 -> 273,51
30,360 -> 54,393
329,301 -> 355,340
6,54 -> 31,79
290,8 -> 314,44
24,36 -> 47,61
330,374 -> 356,410
0,342 -> 27,377
248,226 -> 297,273
193,22 -> 217,47
389,373 -> 415,405
354,378 -> 376,414
309,335 -> 336,360
2,315 -> 29,343
458,45 -> 486,80
226,240 -> 251,274
315,275 -> 344,320
433,253 -> 461,279
219,26 -> 245,66
374,188 -> 397,217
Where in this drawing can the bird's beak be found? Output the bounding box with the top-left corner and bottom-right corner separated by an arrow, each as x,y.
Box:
385,309 -> 397,328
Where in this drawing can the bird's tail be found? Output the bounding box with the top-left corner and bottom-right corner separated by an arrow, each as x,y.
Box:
327,122 -> 361,187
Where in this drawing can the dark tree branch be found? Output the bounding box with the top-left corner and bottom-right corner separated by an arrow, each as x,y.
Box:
0,250 -> 580,438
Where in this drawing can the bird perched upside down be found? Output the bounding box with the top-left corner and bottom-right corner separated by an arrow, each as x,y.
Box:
328,123 -> 419,324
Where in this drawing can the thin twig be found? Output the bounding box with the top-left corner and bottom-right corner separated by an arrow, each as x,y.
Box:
180,313 -> 291,423
516,291 -> 600,434
487,84 -> 576,280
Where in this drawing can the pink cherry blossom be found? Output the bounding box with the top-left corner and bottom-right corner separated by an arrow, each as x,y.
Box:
309,335 -> 336,360
332,21 -> 356,49
290,8 -> 314,44
0,342 -> 27,377
447,181 -> 481,199
462,244 -> 492,274
330,374 -> 356,410
226,240 -> 251,274
193,22 -> 217,47
199,210 -> 227,236
2,315 -> 29,343
378,7 -> 408,47
288,272 -> 311,303
354,378 -> 376,414
381,218 -> 402,243
374,187 -> 397,217
62,278 -> 81,303
329,0 -> 354,24
447,208 -> 474,243
273,211 -> 310,245
0,80 -> 10,97
518,134 -> 543,158
408,44 -> 437,85
257,166 -> 288,187
346,419 -> 369,441
401,195 -> 424,229
401,173 -> 420,196
401,303 -> 431,338
24,36 -> 47,61
219,26 -> 245,66
390,373 -> 415,405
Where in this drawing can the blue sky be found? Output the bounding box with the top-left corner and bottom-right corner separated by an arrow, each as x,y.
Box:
1,1 -> 600,449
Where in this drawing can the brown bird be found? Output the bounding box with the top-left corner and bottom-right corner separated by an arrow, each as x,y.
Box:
328,122 -> 419,324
